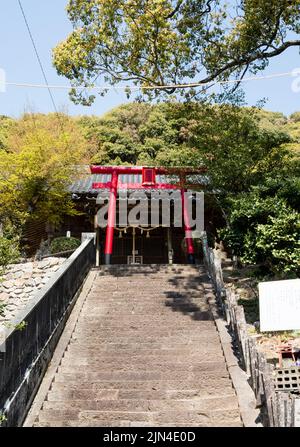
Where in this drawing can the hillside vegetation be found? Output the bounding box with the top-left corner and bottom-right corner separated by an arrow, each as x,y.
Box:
0,104 -> 299,276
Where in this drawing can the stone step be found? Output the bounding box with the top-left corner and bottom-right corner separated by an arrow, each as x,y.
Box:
42,395 -> 237,412
54,369 -> 230,382
61,352 -> 224,368
59,361 -> 227,373
63,355 -> 223,364
81,299 -> 208,305
37,408 -> 241,425
93,280 -> 205,286
85,296 -> 208,301
77,312 -> 211,319
34,420 -> 242,427
63,347 -> 224,365
64,347 -> 222,356
71,325 -> 217,334
107,297 -> 207,301
90,285 -> 206,290
71,329 -> 217,337
97,272 -> 206,277
94,277 -> 204,281
82,296 -> 207,301
70,335 -> 220,343
51,377 -> 233,390
79,310 -> 210,316
73,320 -> 214,329
98,265 -> 203,272
95,276 -> 204,281
83,303 -> 208,308
71,327 -> 218,334
85,297 -> 207,302
97,273 -> 205,278
86,293 -> 206,298
81,301 -> 207,307
66,341 -> 221,350
95,284 -> 205,288
97,267 -> 203,271
47,386 -> 235,401
78,308 -> 208,315
66,344 -> 222,353
73,320 -> 213,327
96,277 -> 207,281
95,278 -> 206,283
30,265 -> 242,428
85,291 -> 206,307
75,315 -> 212,325
96,275 -> 206,278
69,340 -> 221,349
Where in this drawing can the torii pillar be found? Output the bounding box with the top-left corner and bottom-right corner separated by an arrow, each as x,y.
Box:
181,188 -> 195,264
104,169 -> 118,264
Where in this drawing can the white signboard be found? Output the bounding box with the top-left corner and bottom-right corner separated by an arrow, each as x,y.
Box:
259,279 -> 300,332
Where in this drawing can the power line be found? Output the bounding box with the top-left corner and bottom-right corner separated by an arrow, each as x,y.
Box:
4,69 -> 297,92
17,0 -> 60,115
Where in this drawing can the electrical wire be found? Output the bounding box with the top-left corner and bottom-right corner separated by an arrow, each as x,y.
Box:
4,70 -> 298,92
17,0 -> 61,118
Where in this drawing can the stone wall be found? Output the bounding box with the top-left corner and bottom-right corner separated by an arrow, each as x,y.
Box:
0,258 -> 65,327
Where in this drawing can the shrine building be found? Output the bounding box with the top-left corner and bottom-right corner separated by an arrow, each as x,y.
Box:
67,165 -> 208,265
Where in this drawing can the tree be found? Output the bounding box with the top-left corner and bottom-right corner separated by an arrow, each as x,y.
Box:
219,190 -> 300,277
256,208 -> 300,276
0,236 -> 20,269
79,102 -> 186,165
77,102 -> 293,193
0,113 -> 87,232
53,0 -> 300,104
0,115 -> 14,151
163,103 -> 292,192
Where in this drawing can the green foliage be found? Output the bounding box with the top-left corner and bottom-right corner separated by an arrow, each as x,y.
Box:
256,209 -> 300,276
0,413 -> 7,425
80,103 -> 296,172
14,321 -> 28,331
53,0 -> 300,104
0,237 -> 20,268
0,113 -> 88,231
4,320 -> 28,331
0,115 -> 14,151
81,103 -> 292,186
173,103 -> 291,192
257,176 -> 300,212
220,189 -> 300,277
290,112 -> 300,123
85,103 -> 184,165
50,236 -> 81,254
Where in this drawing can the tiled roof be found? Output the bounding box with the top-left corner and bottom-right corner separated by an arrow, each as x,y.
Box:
70,174 -> 110,194
70,173 -> 208,195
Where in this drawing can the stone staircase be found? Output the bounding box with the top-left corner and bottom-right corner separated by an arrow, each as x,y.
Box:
29,264 -> 243,427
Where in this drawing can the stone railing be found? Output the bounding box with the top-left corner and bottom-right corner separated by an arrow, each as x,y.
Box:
0,237 -> 95,427
201,232 -> 295,427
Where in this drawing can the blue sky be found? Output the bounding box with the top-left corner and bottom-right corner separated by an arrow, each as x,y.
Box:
1,0 -> 300,118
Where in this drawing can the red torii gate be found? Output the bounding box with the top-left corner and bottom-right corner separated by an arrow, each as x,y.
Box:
90,165 -> 205,265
